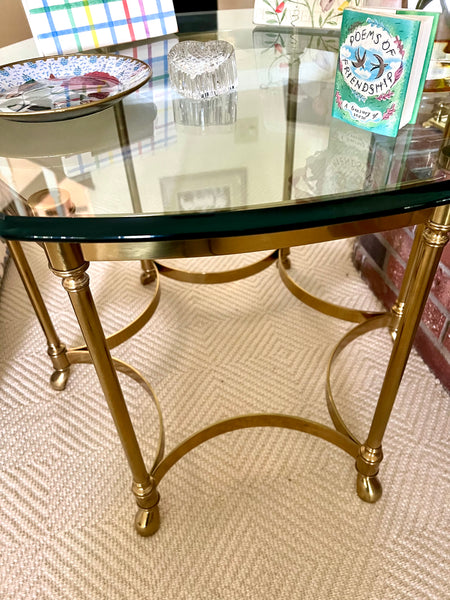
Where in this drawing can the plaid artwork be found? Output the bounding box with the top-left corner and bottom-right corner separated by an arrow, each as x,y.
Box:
21,0 -> 178,56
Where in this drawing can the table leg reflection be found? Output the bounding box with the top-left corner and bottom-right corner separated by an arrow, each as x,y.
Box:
113,102 -> 155,286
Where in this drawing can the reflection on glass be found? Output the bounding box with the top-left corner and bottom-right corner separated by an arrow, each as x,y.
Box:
291,119 -> 374,199
438,110 -> 450,171
178,187 -> 229,211
27,188 -> 75,217
172,92 -> 237,127
160,168 -> 246,213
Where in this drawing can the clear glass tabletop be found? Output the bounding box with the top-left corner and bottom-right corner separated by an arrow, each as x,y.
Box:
0,9 -> 448,244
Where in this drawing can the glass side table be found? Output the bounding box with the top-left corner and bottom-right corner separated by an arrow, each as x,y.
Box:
0,15 -> 449,537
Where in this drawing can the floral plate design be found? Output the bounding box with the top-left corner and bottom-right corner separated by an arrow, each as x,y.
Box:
0,54 -> 152,122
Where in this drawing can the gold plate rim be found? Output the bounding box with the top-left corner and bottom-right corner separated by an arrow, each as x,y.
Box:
0,53 -> 152,122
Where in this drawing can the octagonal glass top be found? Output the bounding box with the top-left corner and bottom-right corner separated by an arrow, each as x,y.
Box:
0,9 -> 448,244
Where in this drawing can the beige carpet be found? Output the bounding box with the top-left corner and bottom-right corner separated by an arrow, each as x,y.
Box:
0,239 -> 449,600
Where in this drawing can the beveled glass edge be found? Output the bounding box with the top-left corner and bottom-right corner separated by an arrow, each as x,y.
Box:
1,180 -> 449,244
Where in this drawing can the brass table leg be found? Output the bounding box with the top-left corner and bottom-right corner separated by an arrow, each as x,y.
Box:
356,206 -> 450,501
140,260 -> 157,285
389,223 -> 425,337
279,247 -> 291,269
44,242 -> 160,536
6,240 -> 70,391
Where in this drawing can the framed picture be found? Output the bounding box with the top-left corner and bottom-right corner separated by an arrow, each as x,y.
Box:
160,168 -> 247,213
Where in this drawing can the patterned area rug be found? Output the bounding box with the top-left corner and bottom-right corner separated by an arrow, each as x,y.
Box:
0,240 -> 449,600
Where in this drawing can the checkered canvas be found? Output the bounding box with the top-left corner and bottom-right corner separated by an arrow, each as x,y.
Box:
21,0 -> 178,56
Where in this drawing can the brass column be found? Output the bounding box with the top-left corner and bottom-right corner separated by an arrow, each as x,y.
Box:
7,240 -> 71,390
356,205 -> 450,501
389,223 -> 425,333
44,241 -> 160,536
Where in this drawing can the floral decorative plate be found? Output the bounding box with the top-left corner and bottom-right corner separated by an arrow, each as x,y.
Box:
0,54 -> 152,122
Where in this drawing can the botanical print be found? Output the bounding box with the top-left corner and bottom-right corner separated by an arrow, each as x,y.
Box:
255,0 -> 362,29
261,1 -> 288,25
254,28 -> 339,88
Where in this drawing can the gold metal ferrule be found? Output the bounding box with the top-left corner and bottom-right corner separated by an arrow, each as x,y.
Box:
356,445 -> 383,477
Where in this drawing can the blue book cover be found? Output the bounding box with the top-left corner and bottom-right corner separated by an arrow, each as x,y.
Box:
332,8 -> 434,137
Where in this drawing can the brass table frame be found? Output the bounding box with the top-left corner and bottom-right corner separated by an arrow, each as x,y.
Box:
5,200 -> 450,536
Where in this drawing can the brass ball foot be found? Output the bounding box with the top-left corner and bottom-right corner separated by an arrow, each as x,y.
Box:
135,505 -> 160,537
50,368 -> 71,391
356,473 -> 382,503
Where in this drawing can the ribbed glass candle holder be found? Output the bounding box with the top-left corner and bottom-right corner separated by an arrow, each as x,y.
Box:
168,40 -> 237,100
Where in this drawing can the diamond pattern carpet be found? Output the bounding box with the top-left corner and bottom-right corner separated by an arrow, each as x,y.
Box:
0,239 -> 449,600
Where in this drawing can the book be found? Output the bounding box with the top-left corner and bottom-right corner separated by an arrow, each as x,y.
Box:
253,0 -> 362,31
332,8 -> 439,137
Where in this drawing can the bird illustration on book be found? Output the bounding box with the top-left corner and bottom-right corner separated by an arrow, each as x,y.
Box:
352,48 -> 366,69
339,36 -> 403,91
370,54 -> 388,79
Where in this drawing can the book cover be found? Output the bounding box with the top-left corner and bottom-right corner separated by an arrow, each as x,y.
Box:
332,9 -> 421,137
